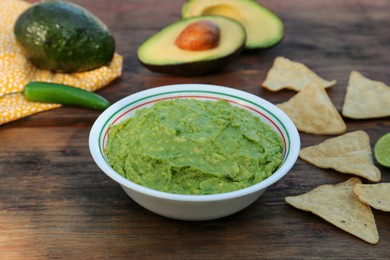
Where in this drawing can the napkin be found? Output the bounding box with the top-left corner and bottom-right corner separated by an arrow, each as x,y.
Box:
0,0 -> 123,125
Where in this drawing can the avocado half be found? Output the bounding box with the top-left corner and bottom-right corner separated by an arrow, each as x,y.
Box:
182,0 -> 284,49
14,1 -> 115,73
137,15 -> 246,76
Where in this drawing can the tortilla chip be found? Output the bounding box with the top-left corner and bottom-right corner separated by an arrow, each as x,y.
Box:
342,71 -> 390,119
353,183 -> 390,212
285,177 -> 379,244
262,56 -> 337,91
277,82 -> 346,135
299,131 -> 381,182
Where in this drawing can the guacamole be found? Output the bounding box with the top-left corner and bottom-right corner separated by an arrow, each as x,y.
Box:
105,99 -> 283,195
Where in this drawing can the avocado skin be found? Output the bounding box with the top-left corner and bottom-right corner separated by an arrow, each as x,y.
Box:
14,1 -> 115,73
138,43 -> 244,76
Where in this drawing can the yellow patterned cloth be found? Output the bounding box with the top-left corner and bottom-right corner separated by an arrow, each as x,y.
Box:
0,0 -> 123,125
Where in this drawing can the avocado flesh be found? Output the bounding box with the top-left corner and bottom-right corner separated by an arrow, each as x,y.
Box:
137,15 -> 246,76
14,1 -> 115,73
182,0 -> 284,49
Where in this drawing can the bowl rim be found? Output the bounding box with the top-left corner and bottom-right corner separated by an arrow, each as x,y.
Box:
89,84 -> 300,202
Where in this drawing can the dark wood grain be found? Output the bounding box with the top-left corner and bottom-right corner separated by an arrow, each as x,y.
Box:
1,0 -> 389,259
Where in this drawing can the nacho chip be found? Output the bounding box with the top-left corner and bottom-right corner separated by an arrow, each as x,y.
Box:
299,131 -> 381,182
342,71 -> 390,119
285,177 -> 379,244
353,183 -> 390,212
262,56 -> 337,92
277,82 -> 346,135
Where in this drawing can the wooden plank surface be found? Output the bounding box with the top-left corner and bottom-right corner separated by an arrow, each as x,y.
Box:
1,0 -> 389,259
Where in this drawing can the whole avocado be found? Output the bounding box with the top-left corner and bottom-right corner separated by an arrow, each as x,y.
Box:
14,1 -> 115,73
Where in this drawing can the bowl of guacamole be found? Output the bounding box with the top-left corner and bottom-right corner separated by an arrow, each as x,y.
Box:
89,84 -> 300,221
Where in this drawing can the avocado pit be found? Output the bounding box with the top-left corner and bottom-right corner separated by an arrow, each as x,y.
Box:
175,20 -> 220,51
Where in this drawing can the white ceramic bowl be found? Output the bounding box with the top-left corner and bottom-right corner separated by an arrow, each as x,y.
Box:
89,84 -> 300,221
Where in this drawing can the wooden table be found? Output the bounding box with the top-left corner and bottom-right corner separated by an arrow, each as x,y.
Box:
1,0 -> 389,258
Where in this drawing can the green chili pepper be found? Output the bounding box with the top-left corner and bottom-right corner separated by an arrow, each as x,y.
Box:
23,81 -> 110,110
